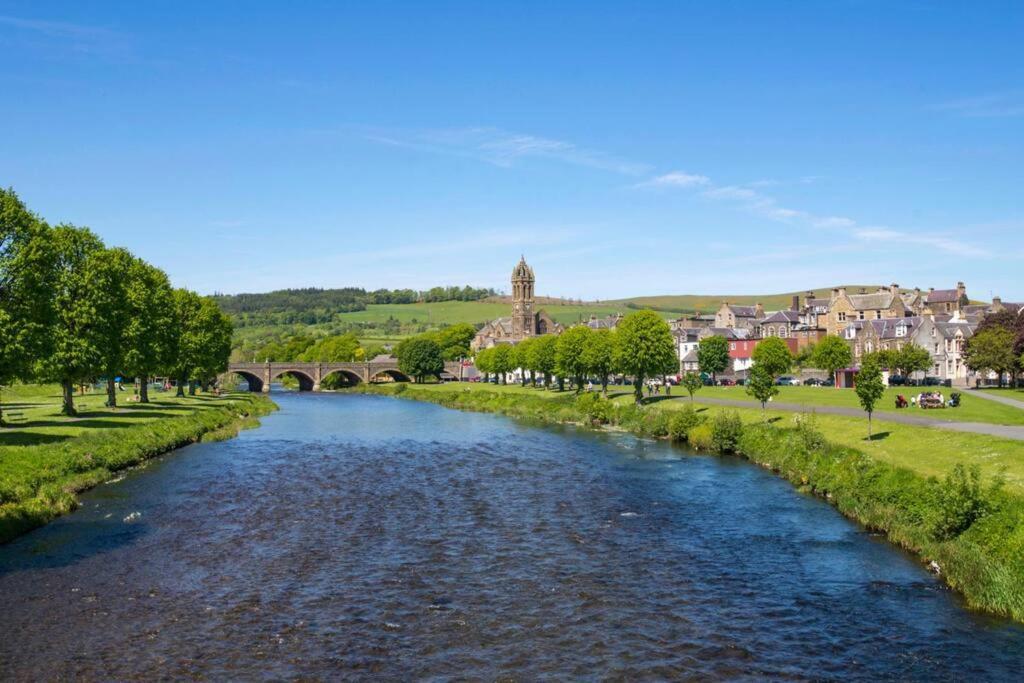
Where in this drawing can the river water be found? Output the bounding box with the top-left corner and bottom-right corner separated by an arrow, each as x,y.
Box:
1,393 -> 1022,680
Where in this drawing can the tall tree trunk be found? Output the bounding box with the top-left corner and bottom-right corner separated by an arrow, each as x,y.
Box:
0,386 -> 5,427
106,377 -> 117,407
868,411 -> 873,438
602,375 -> 608,396
188,379 -> 197,396
139,376 -> 149,403
634,374 -> 644,404
176,377 -> 185,397
61,380 -> 77,416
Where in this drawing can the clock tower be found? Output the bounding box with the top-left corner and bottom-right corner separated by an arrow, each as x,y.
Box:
510,256 -> 535,338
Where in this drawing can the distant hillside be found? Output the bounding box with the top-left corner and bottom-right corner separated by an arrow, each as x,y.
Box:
608,286 -> 880,315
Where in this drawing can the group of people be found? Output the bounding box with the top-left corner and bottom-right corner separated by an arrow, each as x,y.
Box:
896,391 -> 960,409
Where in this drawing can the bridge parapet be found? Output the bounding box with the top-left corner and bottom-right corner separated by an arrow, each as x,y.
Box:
223,359 -> 464,391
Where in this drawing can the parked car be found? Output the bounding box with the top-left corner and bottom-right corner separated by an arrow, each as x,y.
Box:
718,378 -> 736,386
804,378 -> 826,386
775,376 -> 796,386
888,375 -> 907,386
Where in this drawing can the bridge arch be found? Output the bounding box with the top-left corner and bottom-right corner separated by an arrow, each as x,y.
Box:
270,368 -> 316,391
225,370 -> 264,393
321,368 -> 363,388
370,368 -> 412,383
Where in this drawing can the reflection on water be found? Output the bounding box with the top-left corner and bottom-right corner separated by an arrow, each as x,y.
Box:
0,393 -> 1022,679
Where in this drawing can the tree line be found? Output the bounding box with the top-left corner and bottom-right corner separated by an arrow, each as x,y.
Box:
0,188 -> 232,420
965,310 -> 1024,387
213,285 -> 498,327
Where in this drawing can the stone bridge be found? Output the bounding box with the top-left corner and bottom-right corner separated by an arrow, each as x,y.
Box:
223,360 -> 465,392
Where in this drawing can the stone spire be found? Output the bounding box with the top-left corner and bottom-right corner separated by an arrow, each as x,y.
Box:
511,256 -> 535,338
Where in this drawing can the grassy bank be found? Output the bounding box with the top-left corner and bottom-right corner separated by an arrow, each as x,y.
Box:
355,382 -> 1024,622
0,384 -> 276,543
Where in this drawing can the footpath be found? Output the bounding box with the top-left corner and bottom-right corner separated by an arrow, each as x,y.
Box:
685,396 -> 1024,442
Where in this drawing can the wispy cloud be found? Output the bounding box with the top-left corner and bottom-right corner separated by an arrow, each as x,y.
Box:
634,171 -> 710,189
0,14 -> 114,39
363,126 -> 649,175
853,228 -> 991,257
931,92 -> 1024,118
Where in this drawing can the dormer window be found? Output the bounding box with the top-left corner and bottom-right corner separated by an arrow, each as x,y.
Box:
896,324 -> 906,337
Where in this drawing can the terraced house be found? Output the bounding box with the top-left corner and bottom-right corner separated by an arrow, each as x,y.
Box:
843,316 -> 923,361
824,285 -> 911,336
911,317 -> 975,386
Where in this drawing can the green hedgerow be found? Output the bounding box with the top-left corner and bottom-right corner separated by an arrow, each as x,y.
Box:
575,392 -> 612,425
930,464 -> 1005,541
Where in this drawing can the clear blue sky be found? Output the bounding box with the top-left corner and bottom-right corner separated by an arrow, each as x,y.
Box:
1,1 -> 1021,300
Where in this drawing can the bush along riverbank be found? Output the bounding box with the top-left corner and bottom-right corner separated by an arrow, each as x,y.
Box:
356,383 -> 1024,622
0,393 -> 276,544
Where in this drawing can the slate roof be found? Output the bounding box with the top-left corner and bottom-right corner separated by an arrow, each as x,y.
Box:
867,316 -> 922,339
759,310 -> 801,324
681,349 -> 699,363
926,289 -> 960,304
847,292 -> 896,311
704,327 -> 752,340
674,328 -> 701,342
726,305 -> 759,318
934,322 -> 975,340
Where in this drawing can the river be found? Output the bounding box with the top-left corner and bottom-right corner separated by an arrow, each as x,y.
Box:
0,392 -> 1022,679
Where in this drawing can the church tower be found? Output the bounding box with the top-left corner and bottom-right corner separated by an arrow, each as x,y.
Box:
510,256 -> 536,338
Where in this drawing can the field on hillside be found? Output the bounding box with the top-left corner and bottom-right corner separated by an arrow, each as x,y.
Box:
608,285 -> 875,313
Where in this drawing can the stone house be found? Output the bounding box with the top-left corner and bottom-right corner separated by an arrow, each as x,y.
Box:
923,283 -> 968,316
842,316 -> 923,362
825,285 -> 910,336
714,302 -> 764,331
910,318 -> 975,386
757,310 -> 801,339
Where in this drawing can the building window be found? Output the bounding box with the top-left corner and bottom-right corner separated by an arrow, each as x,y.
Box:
730,343 -> 735,351
875,310 -> 882,319
858,311 -> 865,320
855,343 -> 861,357
838,312 -> 847,322
779,327 -> 787,338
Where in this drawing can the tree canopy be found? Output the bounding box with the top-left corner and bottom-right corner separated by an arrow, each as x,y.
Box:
396,337 -> 444,383
751,337 -> 793,379
697,335 -> 730,379
855,353 -> 886,438
810,335 -> 852,380
615,310 -> 677,403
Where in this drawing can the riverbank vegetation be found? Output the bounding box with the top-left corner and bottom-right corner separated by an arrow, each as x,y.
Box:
0,383 -> 275,543
1,188 -> 234,420
355,381 -> 1024,622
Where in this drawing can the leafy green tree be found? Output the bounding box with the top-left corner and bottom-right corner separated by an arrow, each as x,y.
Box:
300,332 -> 362,362
810,335 -> 853,383
169,289 -> 204,397
794,342 -> 816,371
527,335 -> 558,388
474,347 -> 494,382
895,343 -> 932,382
556,326 -> 592,393
435,323 -> 477,361
37,225 -> 105,416
491,344 -> 515,384
615,310 -> 677,403
514,338 -> 535,386
745,364 -> 777,420
965,327 -> 1017,387
855,353 -> 886,438
0,189 -> 54,423
123,259 -> 177,403
189,297 -> 233,391
86,247 -> 135,406
751,336 -> 793,381
581,329 -> 616,394
697,335 -> 730,382
397,336 -> 444,383
681,371 -> 703,402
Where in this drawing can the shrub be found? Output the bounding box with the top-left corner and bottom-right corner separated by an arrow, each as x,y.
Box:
792,412 -> 826,452
642,410 -> 670,437
668,406 -> 705,442
930,464 -> 1004,541
575,392 -> 612,424
687,423 -> 714,450
710,411 -> 744,453
611,403 -> 646,432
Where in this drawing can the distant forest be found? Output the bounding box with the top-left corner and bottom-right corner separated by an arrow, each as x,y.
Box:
212,285 -> 497,326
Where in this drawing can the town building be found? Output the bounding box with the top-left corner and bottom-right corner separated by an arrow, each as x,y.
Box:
910,318 -> 975,386
824,285 -> 911,336
714,302 -> 764,330
674,328 -> 701,374
471,257 -> 563,350
842,316 -> 924,362
922,283 -> 969,316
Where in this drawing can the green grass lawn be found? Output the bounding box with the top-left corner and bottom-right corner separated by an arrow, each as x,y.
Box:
981,387 -> 1024,397
689,385 -> 1024,425
389,382 -> 1024,493
332,300 -> 633,327
0,383 -> 246,445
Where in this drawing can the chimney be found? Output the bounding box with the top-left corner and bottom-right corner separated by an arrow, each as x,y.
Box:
791,295 -> 800,311
992,296 -> 1002,310
957,281 -> 966,300
890,283 -> 900,297
836,287 -> 845,298
755,302 -> 765,318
